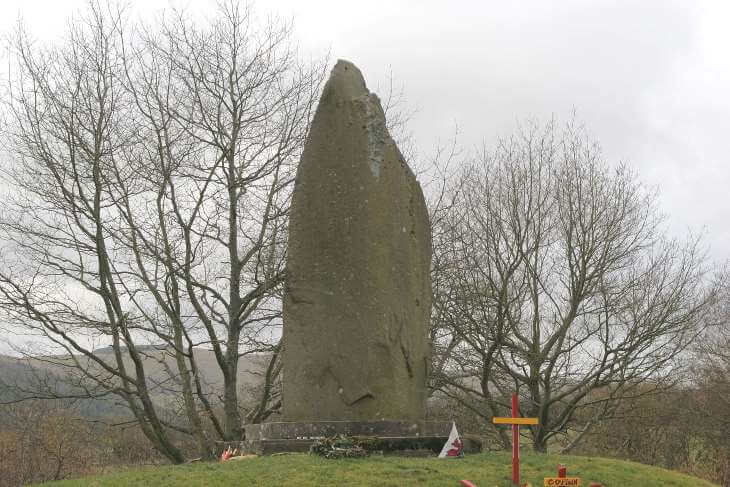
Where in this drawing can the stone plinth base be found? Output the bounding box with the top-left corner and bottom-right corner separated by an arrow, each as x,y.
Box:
235,420 -> 481,456
246,420 -> 452,440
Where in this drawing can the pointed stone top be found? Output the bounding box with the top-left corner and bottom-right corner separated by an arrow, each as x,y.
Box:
322,59 -> 369,102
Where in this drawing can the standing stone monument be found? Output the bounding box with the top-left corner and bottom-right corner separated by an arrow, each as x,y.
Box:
283,60 -> 431,422
243,60 -> 457,454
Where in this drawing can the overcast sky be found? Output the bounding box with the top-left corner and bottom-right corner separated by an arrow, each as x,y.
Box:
1,0 -> 728,264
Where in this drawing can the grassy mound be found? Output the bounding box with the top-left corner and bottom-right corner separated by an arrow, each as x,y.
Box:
37,451 -> 717,486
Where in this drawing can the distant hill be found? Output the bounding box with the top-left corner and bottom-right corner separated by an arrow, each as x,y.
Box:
0,348 -> 271,419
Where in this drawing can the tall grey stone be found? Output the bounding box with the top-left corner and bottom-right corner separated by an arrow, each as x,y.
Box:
282,60 -> 432,422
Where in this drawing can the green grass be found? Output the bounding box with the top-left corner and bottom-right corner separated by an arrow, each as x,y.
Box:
38,451 -> 718,487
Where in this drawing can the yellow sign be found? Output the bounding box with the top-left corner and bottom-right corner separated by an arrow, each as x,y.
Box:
492,417 -> 539,425
543,478 -> 581,486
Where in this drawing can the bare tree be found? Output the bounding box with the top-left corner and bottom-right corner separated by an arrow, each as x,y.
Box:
696,265 -> 730,374
431,119 -> 712,452
115,0 -> 324,442
0,0 -> 324,462
689,265 -> 730,483
0,400 -> 97,485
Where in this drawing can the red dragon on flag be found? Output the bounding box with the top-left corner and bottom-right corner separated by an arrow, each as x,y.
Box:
438,422 -> 464,458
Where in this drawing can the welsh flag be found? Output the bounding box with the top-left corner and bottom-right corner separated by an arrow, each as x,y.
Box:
438,422 -> 464,458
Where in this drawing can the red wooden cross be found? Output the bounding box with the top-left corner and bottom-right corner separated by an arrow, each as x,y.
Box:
492,393 -> 539,486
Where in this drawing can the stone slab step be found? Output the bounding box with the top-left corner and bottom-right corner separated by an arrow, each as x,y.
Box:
232,434 -> 483,456
244,420 -> 453,440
